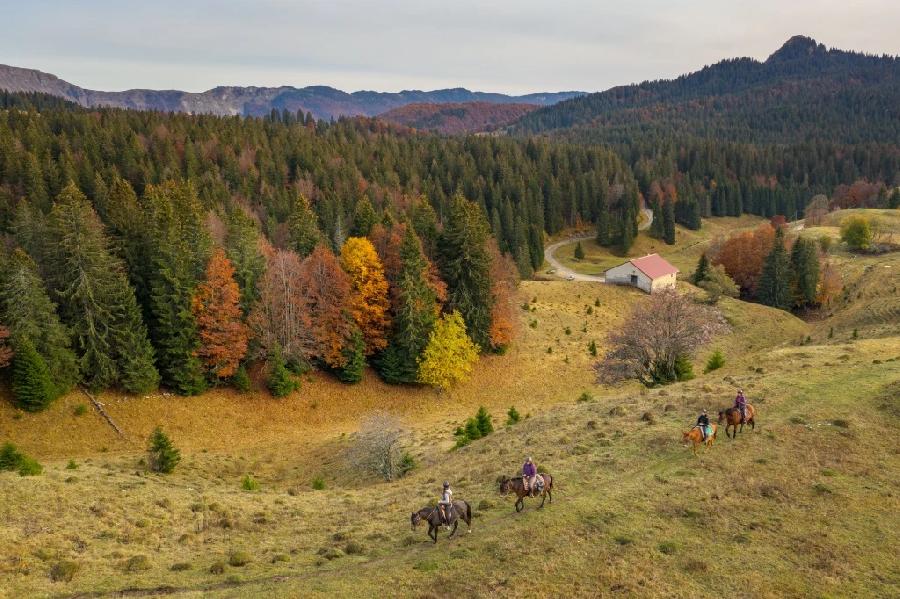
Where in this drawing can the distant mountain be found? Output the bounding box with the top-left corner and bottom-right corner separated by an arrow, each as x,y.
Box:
511,36 -> 900,144
378,102 -> 539,134
0,64 -> 582,120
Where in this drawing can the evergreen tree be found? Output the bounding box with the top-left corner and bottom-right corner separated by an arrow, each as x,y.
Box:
663,200 -> 676,245
620,210 -> 635,252
147,427 -> 181,474
757,227 -> 793,310
44,183 -> 158,393
790,237 -> 820,308
596,194 -> 611,246
692,253 -> 710,284
351,196 -> 377,238
267,349 -> 299,398
573,241 -> 585,259
411,199 -> 440,258
288,194 -> 321,257
474,406 -> 494,437
10,336 -> 57,412
437,195 -> 494,349
335,327 -> 365,384
649,199 -> 664,239
0,249 -> 79,392
225,208 -> 266,314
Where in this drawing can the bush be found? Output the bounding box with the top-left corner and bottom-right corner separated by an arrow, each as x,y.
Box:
704,350 -> 725,373
241,474 -> 260,491
73,404 -> 88,416
170,562 -> 192,571
573,241 -> 585,259
674,355 -> 695,381
588,340 -> 597,356
311,476 -> 325,490
0,442 -> 42,476
267,351 -> 299,398
147,428 -> 181,474
122,555 -> 151,572
577,391 -> 593,403
209,561 -> 226,574
350,412 -> 413,481
344,541 -> 364,555
455,406 -> 495,448
228,551 -> 251,567
66,459 -> 78,470
474,406 -> 493,436
49,560 -> 79,582
841,216 -> 873,250
231,365 -> 251,392
819,235 -> 833,253
506,406 -> 521,425
657,541 -> 677,555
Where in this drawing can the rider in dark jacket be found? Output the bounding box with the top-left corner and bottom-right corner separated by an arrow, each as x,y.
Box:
696,410 -> 710,441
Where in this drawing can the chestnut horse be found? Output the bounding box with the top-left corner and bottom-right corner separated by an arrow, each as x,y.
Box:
682,423 -> 717,456
499,474 -> 554,512
410,500 -> 472,543
718,405 -> 756,439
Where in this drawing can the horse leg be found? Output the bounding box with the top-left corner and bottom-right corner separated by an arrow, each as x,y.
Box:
515,497 -> 524,512
429,525 -> 437,543
547,489 -> 552,504
539,492 -> 547,509
449,521 -> 458,539
750,418 -> 755,432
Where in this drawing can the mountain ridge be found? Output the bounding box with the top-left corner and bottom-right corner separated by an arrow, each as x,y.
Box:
0,64 -> 583,120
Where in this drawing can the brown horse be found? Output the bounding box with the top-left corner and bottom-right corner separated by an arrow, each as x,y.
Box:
499,474 -> 554,512
410,500 -> 472,543
718,405 -> 756,439
682,423 -> 717,456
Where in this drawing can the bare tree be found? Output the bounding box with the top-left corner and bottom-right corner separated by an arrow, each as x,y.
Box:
595,290 -> 729,386
349,412 -> 413,481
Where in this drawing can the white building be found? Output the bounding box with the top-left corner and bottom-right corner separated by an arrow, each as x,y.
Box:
605,254 -> 679,293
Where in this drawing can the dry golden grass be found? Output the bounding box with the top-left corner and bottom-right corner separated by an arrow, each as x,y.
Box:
0,278 -> 897,598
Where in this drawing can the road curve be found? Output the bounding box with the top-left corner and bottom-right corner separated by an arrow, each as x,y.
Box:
542,207 -> 654,282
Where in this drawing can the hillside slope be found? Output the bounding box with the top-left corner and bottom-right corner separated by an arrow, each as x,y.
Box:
512,36 -> 900,144
378,102 -> 538,134
0,64 -> 581,120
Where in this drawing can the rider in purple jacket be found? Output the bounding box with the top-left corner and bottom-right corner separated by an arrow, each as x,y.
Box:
523,457 -> 537,496
735,390 -> 747,423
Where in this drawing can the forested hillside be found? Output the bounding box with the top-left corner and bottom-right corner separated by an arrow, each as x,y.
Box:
0,92 -> 638,403
511,36 -> 900,226
378,102 -> 538,134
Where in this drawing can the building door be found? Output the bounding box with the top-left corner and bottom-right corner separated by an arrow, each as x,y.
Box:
630,274 -> 638,285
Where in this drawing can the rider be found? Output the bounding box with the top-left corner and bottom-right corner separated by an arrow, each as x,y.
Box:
735,389 -> 747,423
696,409 -> 710,441
522,456 -> 538,497
438,481 -> 453,528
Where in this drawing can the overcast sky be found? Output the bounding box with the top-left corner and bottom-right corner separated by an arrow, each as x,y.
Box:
2,1 -> 898,95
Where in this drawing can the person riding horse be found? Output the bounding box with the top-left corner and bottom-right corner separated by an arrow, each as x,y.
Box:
735,390 -> 747,423
695,409 -> 710,441
523,456 -> 538,497
438,481 -> 453,528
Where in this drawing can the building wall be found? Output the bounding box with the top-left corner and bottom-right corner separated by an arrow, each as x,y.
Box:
604,263 -> 652,293
649,272 -> 677,292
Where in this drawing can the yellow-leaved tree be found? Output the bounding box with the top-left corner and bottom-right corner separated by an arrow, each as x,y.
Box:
417,311 -> 479,391
340,237 -> 391,354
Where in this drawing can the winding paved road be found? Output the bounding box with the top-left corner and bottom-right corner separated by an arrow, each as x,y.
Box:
543,207 -> 653,282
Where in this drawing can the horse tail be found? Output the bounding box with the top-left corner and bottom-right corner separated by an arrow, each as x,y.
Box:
466,500 -> 472,524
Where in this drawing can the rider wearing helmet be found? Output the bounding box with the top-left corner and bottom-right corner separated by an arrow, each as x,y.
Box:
735,390 -> 747,423
696,409 -> 710,441
522,457 -> 538,497
438,481 -> 453,528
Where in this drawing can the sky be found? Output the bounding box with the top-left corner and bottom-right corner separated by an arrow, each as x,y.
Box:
2,0 -> 899,95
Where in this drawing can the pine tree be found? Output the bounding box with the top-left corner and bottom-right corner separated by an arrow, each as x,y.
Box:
288,194 -> 321,257
0,249 -> 79,392
437,195 -> 494,349
231,364 -> 251,392
474,406 -> 493,436
410,199 -> 439,258
147,427 -> 181,474
192,249 -> 250,381
11,336 -> 57,412
692,253 -> 710,284
225,208 -> 266,314
417,311 -> 479,391
44,183 -> 158,393
663,200 -> 676,245
790,237 -> 820,308
335,327 -> 365,384
757,227 -> 793,310
267,349 -> 299,398
351,196 -> 377,238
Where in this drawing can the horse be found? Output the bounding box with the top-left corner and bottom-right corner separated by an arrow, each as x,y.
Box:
718,404 -> 756,439
410,500 -> 472,543
499,474 -> 554,512
682,423 -> 717,456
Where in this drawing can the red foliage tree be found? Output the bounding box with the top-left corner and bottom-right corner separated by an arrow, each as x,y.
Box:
710,224 -> 775,296
298,245 -> 353,368
487,241 -> 518,349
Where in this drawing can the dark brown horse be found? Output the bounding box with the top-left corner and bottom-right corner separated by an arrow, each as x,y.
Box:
718,404 -> 756,439
499,474 -> 554,512
410,500 -> 472,543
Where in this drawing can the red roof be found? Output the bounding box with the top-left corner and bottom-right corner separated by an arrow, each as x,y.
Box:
629,254 -> 679,279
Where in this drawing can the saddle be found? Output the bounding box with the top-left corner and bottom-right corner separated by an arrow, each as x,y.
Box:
523,474 -> 545,495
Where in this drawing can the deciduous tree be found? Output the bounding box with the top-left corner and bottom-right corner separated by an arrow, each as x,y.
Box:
417,311 -> 479,391
340,237 -> 390,354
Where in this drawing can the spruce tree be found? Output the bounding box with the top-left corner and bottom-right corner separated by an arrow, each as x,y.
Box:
225,208 -> 266,314
649,199 -> 664,239
351,196 -> 377,238
790,237 -> 820,308
573,241 -> 585,259
288,194 -> 321,257
620,210 -> 635,252
44,183 -> 159,393
11,336 -> 57,412
663,200 -> 676,245
596,195 -> 611,246
147,427 -> 181,474
692,253 -> 710,284
0,248 -> 79,392
437,195 -> 494,349
335,327 -> 365,384
757,227 -> 793,310
267,349 -> 299,398
411,199 -> 439,258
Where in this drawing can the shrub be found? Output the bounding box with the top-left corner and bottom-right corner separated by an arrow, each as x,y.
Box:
231,365 -> 251,392
49,560 -> 79,582
455,407 -> 495,447
588,340 -> 597,356
586,306 -> 593,315
73,404 -> 88,416
311,476 -> 325,490
577,391 -> 593,403
704,350 -> 725,373
350,412 -> 413,480
658,541 -> 677,555
819,235 -> 833,253
0,442 -> 42,476
170,562 -> 192,571
674,355 -> 695,381
209,561 -> 226,574
474,406 -> 493,437
122,555 -> 151,572
564,326 -> 572,335
344,541 -> 364,555
228,551 -> 251,567
573,241 -> 585,259
17,456 -> 43,476
241,475 -> 260,491
267,351 -> 299,397
840,216 -> 873,250
506,406 -> 521,425
147,428 -> 181,474
66,459 -> 78,470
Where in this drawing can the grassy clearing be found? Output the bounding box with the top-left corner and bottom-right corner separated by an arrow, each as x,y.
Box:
0,273 -> 897,597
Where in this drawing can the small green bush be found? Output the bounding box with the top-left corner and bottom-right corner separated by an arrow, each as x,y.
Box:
49,560 -> 79,582
170,562 -> 192,571
564,326 -> 572,335
241,474 -> 260,491
209,561 -> 226,574
66,459 -> 78,470
657,541 -> 677,555
122,555 -> 151,572
704,350 -> 725,373
73,404 -> 88,417
228,551 -> 251,567
577,391 -> 593,403
588,340 -> 597,356
0,442 -> 42,476
344,541 -> 364,555
267,351 -> 299,398
506,406 -> 521,425
675,355 -> 695,381
147,427 -> 181,474
454,407 -> 494,448
311,476 -> 325,490
231,365 -> 251,392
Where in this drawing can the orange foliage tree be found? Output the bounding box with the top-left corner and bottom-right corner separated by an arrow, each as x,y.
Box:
298,245 -> 353,368
710,224 -> 775,296
191,248 -> 249,380
340,237 -> 391,354
816,261 -> 843,306
487,241 -> 519,349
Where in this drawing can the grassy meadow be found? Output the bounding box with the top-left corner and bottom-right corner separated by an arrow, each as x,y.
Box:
1,211 -> 899,598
